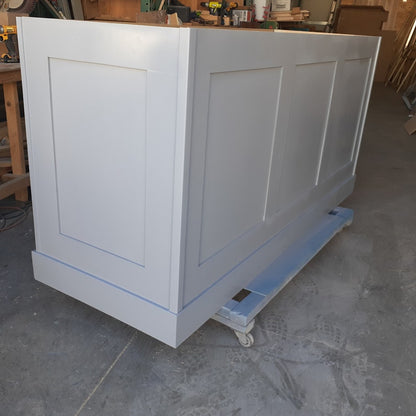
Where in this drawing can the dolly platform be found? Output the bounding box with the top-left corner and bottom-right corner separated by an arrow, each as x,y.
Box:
213,207 -> 353,347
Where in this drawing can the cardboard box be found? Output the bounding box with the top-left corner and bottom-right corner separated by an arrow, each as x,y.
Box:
334,6 -> 388,36
232,9 -> 253,22
271,0 -> 291,12
271,0 -> 298,12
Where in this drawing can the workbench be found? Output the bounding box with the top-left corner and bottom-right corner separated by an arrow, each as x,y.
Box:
0,63 -> 29,201
18,18 -> 380,347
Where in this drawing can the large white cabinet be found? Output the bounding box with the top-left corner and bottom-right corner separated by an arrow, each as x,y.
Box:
18,18 -> 379,347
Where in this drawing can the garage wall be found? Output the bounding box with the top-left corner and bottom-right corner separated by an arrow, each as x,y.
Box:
338,0 -> 415,31
301,0 -> 415,30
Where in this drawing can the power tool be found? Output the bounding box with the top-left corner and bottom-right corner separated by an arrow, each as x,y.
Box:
200,1 -> 237,16
225,1 -> 238,13
200,1 -> 222,15
0,0 -> 39,62
0,24 -> 18,63
0,24 -> 17,41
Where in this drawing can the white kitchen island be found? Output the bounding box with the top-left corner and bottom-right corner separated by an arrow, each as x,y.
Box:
18,18 -> 379,347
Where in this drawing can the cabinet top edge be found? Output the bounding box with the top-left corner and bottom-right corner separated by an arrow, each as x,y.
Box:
16,16 -> 381,41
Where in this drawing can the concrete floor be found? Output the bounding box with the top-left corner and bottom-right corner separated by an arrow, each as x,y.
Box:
1,84 -> 416,416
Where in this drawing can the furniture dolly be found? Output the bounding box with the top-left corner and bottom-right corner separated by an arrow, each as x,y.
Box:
213,207 -> 353,347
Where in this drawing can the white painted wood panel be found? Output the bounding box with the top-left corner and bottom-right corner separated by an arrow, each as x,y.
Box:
18,19 -> 380,346
182,29 -> 379,306
18,18 -> 185,308
199,67 -> 282,263
319,58 -> 372,181
50,58 -> 147,265
277,61 -> 336,207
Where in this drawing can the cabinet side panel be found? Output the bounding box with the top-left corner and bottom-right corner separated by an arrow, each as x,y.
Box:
50,58 -> 147,265
183,29 -> 379,306
18,18 -> 182,308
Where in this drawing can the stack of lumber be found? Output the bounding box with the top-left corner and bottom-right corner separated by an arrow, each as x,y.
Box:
269,7 -> 309,22
385,4 -> 416,92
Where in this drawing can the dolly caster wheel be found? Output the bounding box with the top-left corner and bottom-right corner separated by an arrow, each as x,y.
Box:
234,330 -> 254,347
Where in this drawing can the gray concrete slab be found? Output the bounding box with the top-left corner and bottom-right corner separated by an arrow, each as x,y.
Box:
1,84 -> 415,416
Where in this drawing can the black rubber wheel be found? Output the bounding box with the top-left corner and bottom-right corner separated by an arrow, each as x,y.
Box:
8,0 -> 38,14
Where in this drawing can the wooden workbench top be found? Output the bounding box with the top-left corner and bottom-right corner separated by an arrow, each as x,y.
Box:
0,63 -> 21,72
0,64 -> 21,84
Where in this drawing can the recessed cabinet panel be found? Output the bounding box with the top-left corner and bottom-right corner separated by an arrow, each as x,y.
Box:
276,61 -> 336,211
321,58 -> 371,180
50,59 -> 147,265
199,68 -> 282,263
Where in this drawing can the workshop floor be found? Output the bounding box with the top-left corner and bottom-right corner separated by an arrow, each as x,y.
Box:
1,83 -> 416,416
